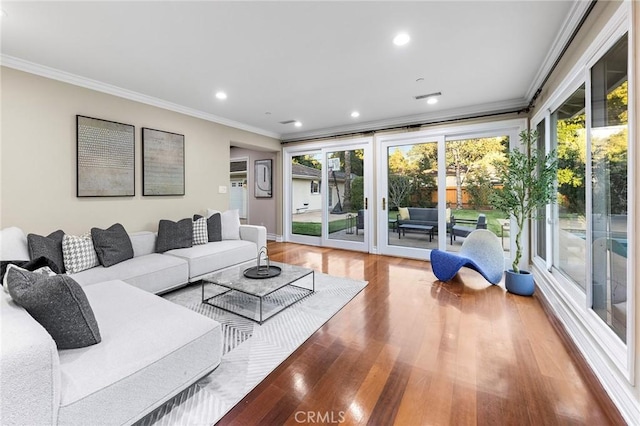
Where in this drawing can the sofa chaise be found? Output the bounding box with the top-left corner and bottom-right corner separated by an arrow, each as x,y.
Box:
0,216 -> 267,425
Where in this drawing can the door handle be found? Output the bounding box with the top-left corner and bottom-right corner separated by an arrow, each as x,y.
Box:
382,198 -> 386,210
365,198 -> 368,210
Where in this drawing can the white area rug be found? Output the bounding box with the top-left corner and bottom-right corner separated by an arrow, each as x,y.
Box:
136,271 -> 367,425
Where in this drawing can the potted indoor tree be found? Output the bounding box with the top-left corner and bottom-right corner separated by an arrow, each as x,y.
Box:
490,129 -> 557,296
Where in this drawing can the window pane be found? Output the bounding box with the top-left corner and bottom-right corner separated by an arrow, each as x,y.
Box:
291,153 -> 322,236
445,136 -> 508,254
551,85 -> 586,290
535,120 -> 547,260
591,35 -> 628,342
387,142 -> 438,250
326,149 -> 365,243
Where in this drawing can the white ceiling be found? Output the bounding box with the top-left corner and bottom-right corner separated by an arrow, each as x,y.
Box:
1,1 -> 581,141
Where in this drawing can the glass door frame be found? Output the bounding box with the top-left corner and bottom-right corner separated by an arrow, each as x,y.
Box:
283,137 -> 373,253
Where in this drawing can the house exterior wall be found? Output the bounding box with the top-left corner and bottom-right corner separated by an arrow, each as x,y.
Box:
291,178 -> 321,212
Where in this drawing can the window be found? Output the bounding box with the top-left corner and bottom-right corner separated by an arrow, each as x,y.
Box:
551,84 -> 587,290
535,120 -> 547,261
310,180 -> 319,194
590,35 -> 628,342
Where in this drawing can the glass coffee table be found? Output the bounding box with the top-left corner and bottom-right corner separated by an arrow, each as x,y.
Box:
201,262 -> 315,324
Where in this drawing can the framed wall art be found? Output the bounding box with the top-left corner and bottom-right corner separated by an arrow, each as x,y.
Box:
255,159 -> 272,198
142,127 -> 185,196
77,115 -> 135,197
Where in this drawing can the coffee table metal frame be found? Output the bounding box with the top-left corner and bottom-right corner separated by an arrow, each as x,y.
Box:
201,262 -> 315,324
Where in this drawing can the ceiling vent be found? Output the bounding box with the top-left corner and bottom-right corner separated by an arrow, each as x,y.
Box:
414,91 -> 442,100
279,120 -> 297,125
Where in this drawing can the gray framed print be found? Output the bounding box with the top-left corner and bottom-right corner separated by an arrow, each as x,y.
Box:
255,159 -> 272,198
77,115 -> 135,197
142,127 -> 185,196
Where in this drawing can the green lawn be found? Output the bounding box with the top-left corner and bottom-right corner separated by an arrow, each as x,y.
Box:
292,217 -> 352,237
293,209 -> 507,237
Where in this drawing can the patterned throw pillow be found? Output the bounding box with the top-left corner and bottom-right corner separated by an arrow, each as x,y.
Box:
192,217 -> 209,245
62,233 -> 100,274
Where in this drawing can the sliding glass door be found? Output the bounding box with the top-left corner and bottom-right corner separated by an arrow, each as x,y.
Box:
284,138 -> 372,252
377,136 -> 442,259
377,121 -> 522,260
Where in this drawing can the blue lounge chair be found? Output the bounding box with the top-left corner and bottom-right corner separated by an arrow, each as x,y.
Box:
430,229 -> 504,284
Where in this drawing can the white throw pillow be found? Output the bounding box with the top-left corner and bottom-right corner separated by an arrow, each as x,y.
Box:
62,233 -> 99,274
192,217 -> 209,245
221,210 -> 241,240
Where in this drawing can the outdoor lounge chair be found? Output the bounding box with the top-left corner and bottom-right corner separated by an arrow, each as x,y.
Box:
450,213 -> 487,244
430,229 -> 504,284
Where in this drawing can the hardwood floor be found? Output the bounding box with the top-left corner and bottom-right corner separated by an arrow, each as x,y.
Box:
217,242 -> 625,425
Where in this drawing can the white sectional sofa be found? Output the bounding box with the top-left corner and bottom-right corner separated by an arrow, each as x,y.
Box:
1,280 -> 223,425
0,222 -> 267,425
69,225 -> 266,294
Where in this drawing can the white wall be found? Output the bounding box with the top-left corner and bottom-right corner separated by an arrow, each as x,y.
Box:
0,67 -> 280,235
229,147 -> 278,236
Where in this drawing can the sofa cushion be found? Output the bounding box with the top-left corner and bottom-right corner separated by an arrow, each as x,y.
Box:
27,230 -> 65,273
156,219 -> 193,253
91,223 -> 134,267
221,209 -> 241,240
129,231 -> 156,257
69,253 -> 189,294
62,233 -> 100,274
165,240 -> 256,279
0,226 -> 30,261
6,267 -> 101,349
56,280 -> 222,425
192,217 -> 209,245
408,207 -> 438,222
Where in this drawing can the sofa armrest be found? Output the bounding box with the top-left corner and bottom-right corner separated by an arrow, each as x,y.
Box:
1,294 -> 61,425
239,225 -> 267,251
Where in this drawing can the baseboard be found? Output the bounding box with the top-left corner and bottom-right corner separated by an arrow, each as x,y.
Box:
533,265 -> 639,424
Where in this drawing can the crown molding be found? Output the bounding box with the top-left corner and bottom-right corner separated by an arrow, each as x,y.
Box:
0,55 -> 281,140
525,0 -> 596,101
281,98 -> 528,142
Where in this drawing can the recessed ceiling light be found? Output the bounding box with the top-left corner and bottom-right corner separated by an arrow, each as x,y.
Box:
393,33 -> 410,46
351,111 -> 360,118
415,91 -> 441,105
294,121 -> 302,127
215,91 -> 227,100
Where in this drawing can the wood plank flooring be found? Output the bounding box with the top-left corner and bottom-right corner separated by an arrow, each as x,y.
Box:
217,242 -> 625,425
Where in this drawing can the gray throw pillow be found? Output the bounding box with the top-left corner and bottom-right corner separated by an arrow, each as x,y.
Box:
27,230 -> 65,273
91,223 -> 134,267
156,218 -> 193,253
194,213 -> 222,242
6,267 -> 101,349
